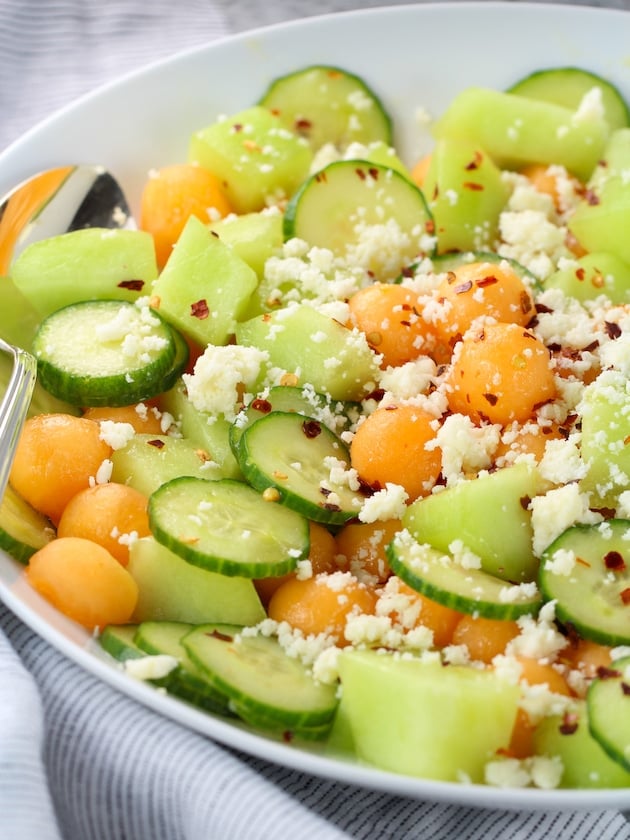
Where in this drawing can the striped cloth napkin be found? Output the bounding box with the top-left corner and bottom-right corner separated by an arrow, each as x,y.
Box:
0,2 -> 629,838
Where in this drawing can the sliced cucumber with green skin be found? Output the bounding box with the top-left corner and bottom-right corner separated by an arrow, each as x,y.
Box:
148,476 -> 309,578
587,655 -> 630,773
508,67 -> 630,133
539,519 -> 630,646
0,484 -> 55,564
386,529 -> 542,620
183,624 -> 339,738
134,621 -> 233,716
237,410 -> 364,526
259,64 -> 392,151
229,384 -> 354,457
99,624 -> 145,661
32,300 -> 177,407
283,160 -> 434,280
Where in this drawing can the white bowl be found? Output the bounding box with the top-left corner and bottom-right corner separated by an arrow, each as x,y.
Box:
2,1 -> 630,813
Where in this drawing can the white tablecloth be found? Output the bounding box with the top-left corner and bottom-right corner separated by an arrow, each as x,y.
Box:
1,2 -> 629,838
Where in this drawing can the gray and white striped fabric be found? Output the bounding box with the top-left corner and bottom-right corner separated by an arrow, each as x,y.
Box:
1,2 -> 629,838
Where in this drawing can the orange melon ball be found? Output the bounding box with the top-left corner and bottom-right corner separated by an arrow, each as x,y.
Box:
254,521 -> 338,606
347,282 -> 434,368
57,482 -> 151,566
445,322 -> 556,425
26,537 -> 138,629
267,571 -> 377,644
350,404 -> 441,500
10,414 -> 113,524
140,163 -> 232,267
394,580 -> 463,648
432,260 -> 534,348
335,518 -> 401,583
451,614 -> 521,664
82,403 -> 167,435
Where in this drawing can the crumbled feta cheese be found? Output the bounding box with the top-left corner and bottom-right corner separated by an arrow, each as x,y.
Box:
124,655 -> 179,681
358,482 -> 409,523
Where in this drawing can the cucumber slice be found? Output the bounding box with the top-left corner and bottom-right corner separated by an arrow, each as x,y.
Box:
508,67 -> 630,133
183,624 -> 339,738
237,410 -> 364,526
0,484 -> 55,564
134,620 -> 233,715
229,384 -> 354,457
587,655 -> 630,773
283,160 -> 434,280
539,519 -> 630,646
148,476 -> 309,577
99,624 -> 144,661
386,529 -> 542,620
259,65 -> 392,151
32,300 -> 177,407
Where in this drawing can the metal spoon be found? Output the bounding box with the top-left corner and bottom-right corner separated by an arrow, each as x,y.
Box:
0,163 -> 135,274
0,164 -> 135,497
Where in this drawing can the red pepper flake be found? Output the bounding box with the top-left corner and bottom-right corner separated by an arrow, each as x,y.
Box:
604,321 -> 622,340
520,291 -> 533,314
207,629 -> 234,642
476,274 -> 499,288
251,398 -> 272,414
322,501 -> 342,512
558,712 -> 579,736
282,730 -> 294,743
465,151 -> 483,171
364,388 -> 385,402
604,550 -> 626,572
302,419 -> 322,439
584,189 -> 600,206
425,219 -> 435,235
519,495 -> 531,511
118,279 -> 145,291
355,168 -> 367,181
625,436 -> 630,447
455,280 -> 473,294
575,268 -> 586,281
147,439 -> 165,449
232,123 -> 243,132
596,665 -> 622,680
483,393 -> 498,406
315,171 -> 328,184
621,588 -> 630,606
446,271 -> 457,285
294,118 -> 312,131
368,167 -> 380,180
463,181 -> 484,191
622,683 -> 630,696
191,299 -> 210,320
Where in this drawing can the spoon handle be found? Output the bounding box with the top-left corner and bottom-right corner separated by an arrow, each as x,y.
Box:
0,338 -> 37,500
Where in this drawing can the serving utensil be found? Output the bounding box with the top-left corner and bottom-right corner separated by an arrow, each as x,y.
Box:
0,164 -> 135,497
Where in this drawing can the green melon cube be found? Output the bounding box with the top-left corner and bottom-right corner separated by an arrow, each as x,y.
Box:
10,228 -> 158,318
235,303 -> 380,402
151,215 -> 258,347
338,649 -> 519,782
422,138 -> 510,253
189,106 -> 313,213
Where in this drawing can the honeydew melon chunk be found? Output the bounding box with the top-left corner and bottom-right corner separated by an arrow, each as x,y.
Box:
110,433 -> 225,497
338,649 -> 519,782
544,251 -> 630,304
578,371 -> 630,510
189,106 -> 313,213
432,87 -> 609,182
128,537 -> 265,625
422,138 -> 510,253
587,127 -> 630,191
568,176 -> 630,264
533,700 -> 630,788
151,215 -> 258,348
10,228 -> 158,318
209,210 -> 284,280
235,303 -> 380,402
402,462 -> 543,583
160,380 -> 242,480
